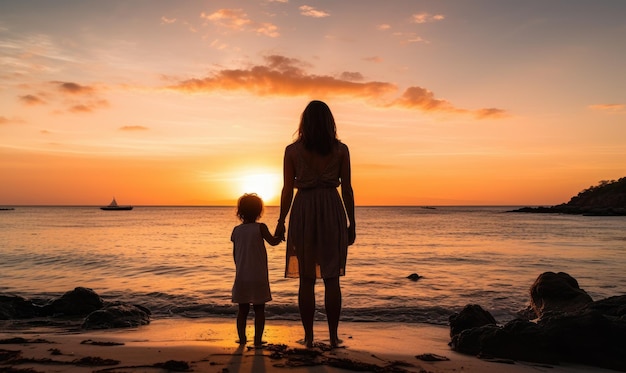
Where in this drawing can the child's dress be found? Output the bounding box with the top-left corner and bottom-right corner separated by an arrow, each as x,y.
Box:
231,222 -> 272,304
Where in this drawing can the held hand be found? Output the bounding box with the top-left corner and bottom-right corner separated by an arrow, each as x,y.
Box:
348,225 -> 356,246
274,223 -> 286,241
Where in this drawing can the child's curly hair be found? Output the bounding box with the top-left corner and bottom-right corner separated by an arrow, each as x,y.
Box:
237,193 -> 264,222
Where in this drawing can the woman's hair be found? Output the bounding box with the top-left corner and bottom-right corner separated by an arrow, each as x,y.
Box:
237,193 -> 264,222
297,100 -> 338,155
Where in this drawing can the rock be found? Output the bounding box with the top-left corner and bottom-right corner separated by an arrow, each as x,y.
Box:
406,273 -> 421,281
449,274 -> 626,372
585,294 -> 626,317
450,319 -> 557,364
82,304 -> 151,329
540,308 -> 626,371
46,287 -> 104,316
448,304 -> 497,338
529,272 -> 592,318
0,295 -> 42,319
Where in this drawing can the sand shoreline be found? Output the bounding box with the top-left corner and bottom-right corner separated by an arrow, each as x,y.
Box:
0,317 -> 618,372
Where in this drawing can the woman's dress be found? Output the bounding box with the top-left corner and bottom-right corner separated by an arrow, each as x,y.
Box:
285,142 -> 349,279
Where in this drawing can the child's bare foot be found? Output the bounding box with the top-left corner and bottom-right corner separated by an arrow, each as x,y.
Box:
296,338 -> 314,348
253,338 -> 267,348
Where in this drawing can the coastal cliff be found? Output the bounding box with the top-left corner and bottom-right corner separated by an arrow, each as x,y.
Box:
511,177 -> 626,216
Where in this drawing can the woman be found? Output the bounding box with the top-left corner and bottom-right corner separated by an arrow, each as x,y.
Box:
275,100 -> 356,348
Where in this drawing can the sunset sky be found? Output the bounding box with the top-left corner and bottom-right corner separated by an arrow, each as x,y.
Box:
1,0 -> 625,206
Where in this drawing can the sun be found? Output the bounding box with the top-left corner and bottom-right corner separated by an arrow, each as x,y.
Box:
238,172 -> 282,205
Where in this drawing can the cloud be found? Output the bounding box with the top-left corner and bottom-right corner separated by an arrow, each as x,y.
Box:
392,86 -> 507,119
120,125 -> 149,131
412,13 -> 445,24
19,82 -> 106,113
19,94 -> 46,105
201,8 -> 279,37
363,56 -> 383,63
161,16 -> 177,25
377,24 -> 392,31
167,54 -> 506,119
256,22 -> 279,38
474,108 -> 508,119
202,9 -> 251,31
339,72 -> 364,82
299,5 -> 330,18
588,103 -> 624,112
393,86 -> 457,111
54,81 -> 95,95
168,55 -> 396,99
394,32 -> 428,44
68,99 -> 109,113
0,115 -> 26,125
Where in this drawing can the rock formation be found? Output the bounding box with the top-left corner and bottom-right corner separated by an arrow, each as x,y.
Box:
449,271 -> 626,371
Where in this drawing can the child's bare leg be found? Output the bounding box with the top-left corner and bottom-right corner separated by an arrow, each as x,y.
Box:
299,277 -> 316,347
324,276 -> 342,347
237,303 -> 250,344
253,304 -> 265,346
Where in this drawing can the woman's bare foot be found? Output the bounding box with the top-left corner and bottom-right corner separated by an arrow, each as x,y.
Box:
330,337 -> 343,348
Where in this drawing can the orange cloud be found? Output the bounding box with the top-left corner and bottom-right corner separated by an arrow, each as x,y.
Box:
0,116 -> 26,125
363,56 -> 383,63
393,86 -> 507,119
168,54 -> 506,119
339,72 -> 364,82
168,55 -> 396,98
299,5 -> 330,18
54,81 -> 95,95
202,9 -> 251,30
68,99 -> 109,113
161,16 -> 176,24
393,86 -> 458,111
201,8 -> 279,37
412,13 -> 445,24
120,125 -> 149,131
19,94 -> 46,105
474,108 -> 508,119
588,103 -> 624,112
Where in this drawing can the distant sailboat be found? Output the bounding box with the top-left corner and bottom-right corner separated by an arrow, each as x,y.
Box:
100,197 -> 133,211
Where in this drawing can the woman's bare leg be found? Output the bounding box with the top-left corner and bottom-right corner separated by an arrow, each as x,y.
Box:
324,276 -> 341,347
298,277 -> 316,347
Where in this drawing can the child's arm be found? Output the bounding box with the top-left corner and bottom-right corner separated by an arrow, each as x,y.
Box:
260,223 -> 282,246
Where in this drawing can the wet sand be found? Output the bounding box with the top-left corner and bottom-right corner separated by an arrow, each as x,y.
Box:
0,317 -> 616,372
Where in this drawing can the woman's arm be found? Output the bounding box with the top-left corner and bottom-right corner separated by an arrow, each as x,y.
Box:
340,144 -> 356,245
275,146 -> 295,240
260,223 -> 282,246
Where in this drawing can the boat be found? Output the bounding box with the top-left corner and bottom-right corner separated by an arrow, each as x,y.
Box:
100,198 -> 133,211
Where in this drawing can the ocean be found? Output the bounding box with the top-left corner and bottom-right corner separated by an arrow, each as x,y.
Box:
1,206 -> 625,325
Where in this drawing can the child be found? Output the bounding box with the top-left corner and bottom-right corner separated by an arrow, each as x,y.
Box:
231,193 -> 282,346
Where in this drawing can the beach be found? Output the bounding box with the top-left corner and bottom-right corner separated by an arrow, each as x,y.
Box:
1,317 -> 616,372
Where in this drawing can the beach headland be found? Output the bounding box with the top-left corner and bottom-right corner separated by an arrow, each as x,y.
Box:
0,317 -> 617,373
509,176 -> 626,215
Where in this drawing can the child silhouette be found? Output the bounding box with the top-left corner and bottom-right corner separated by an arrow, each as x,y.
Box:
231,193 -> 281,346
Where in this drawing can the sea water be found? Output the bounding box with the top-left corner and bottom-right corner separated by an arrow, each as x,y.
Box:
1,206 -> 625,325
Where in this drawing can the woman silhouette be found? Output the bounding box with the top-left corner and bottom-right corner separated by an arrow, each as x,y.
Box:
275,100 -> 356,348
